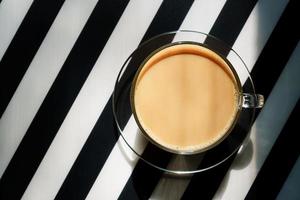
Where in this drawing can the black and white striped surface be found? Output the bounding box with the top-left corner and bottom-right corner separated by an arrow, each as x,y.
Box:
0,0 -> 299,199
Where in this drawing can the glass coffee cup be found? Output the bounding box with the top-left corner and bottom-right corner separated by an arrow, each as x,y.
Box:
113,30 -> 264,173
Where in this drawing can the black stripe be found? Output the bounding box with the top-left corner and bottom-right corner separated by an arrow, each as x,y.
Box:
54,1 -> 194,200
207,0 -> 257,47
118,144 -> 172,200
0,1 -> 129,199
0,0 -> 65,118
205,0 -> 257,52
119,0 -> 258,199
182,1 -> 299,199
245,99 -> 300,199
245,2 -> 300,100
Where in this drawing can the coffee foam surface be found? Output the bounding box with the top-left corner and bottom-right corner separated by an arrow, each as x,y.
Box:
133,43 -> 239,153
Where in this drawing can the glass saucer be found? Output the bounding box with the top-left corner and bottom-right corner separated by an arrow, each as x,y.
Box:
112,30 -> 256,175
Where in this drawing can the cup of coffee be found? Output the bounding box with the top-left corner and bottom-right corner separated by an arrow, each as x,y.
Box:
113,30 -> 264,171
128,32 -> 264,155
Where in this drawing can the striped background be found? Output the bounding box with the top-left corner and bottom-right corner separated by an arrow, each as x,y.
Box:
0,0 -> 299,199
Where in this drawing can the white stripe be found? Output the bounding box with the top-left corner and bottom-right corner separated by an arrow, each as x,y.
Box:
230,0 -> 289,72
153,0 -> 289,199
277,156 -> 300,200
86,117 -> 148,200
150,156 -> 200,200
0,0 -> 97,178
22,1 -> 162,199
178,0 -> 226,32
0,0 -> 33,61
213,42 -> 300,200
226,0 -> 288,84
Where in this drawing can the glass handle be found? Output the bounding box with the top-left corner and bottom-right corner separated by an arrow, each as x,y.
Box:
241,93 -> 264,108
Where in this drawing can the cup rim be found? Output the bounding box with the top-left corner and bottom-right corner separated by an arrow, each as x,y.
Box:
130,41 -> 244,155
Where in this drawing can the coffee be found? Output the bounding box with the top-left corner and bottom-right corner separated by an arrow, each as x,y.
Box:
131,43 -> 240,153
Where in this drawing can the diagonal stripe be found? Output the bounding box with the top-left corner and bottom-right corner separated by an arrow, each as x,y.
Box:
179,0 -> 226,32
54,1 -> 195,199
0,0 -> 129,199
205,0 -> 258,50
206,0 -> 258,48
120,0 -> 258,199
277,156 -> 300,199
184,0 -> 297,199
90,1 -> 227,199
215,41 -> 300,200
245,100 -> 300,199
228,0 -> 290,72
21,1 -> 162,199
0,0 -> 97,180
0,0 -> 33,61
245,3 -> 299,99
0,0 -> 65,118
86,117 -> 146,200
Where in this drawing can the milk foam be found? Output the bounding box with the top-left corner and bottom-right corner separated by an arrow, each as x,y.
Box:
133,43 -> 240,153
